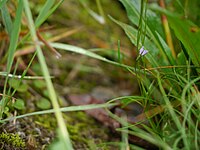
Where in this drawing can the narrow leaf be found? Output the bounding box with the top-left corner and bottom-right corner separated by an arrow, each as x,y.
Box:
0,3 -> 13,36
35,0 -> 55,25
35,0 -> 64,27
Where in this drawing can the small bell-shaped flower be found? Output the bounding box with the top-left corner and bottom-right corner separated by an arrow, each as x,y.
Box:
139,46 -> 148,56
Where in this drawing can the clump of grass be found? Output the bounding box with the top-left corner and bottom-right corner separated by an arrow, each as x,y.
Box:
106,0 -> 200,149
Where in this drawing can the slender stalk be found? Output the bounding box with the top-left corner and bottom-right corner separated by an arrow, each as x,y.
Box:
23,0 -> 73,149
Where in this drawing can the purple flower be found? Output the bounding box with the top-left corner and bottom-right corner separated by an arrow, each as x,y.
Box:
139,46 -> 148,56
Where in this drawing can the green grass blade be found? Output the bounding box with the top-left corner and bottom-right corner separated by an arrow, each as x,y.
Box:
1,0 -> 24,118
23,0 -> 73,149
49,42 -> 150,75
0,3 -> 13,36
35,0 -> 64,28
1,103 -> 117,122
35,0 -> 55,25
5,1 -> 23,72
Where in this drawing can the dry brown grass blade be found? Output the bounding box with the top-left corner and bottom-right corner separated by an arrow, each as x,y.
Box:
14,27 -> 83,57
49,26 -> 83,42
133,100 -> 180,123
36,30 -> 62,58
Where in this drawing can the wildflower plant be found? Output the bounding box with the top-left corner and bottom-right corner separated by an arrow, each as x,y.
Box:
109,0 -> 200,149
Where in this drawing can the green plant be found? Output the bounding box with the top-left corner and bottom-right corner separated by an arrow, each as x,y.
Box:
0,0 -> 199,149
0,132 -> 25,148
107,0 -> 200,149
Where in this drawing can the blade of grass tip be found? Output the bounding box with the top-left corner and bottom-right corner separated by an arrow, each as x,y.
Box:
96,0 -> 106,24
1,3 -> 13,37
1,0 -> 24,119
22,0 -> 73,149
35,0 -> 56,25
79,0 -> 104,24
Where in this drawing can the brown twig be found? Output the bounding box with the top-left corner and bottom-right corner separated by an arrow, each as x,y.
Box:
14,27 -> 83,57
36,30 -> 62,59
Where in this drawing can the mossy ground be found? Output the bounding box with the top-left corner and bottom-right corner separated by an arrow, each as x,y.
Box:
0,111 -> 119,150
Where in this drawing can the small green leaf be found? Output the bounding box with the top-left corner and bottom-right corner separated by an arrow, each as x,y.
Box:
13,99 -> 25,110
43,89 -> 49,97
4,107 -> 11,117
33,80 -> 46,89
36,98 -> 51,110
17,84 -> 28,92
9,79 -> 20,88
8,79 -> 28,92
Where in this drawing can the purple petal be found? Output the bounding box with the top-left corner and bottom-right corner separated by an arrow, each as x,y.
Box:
139,46 -> 148,56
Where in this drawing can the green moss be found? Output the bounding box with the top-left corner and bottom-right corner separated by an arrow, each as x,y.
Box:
0,132 -> 25,148
63,112 -> 110,149
34,114 -> 58,130
34,112 -> 111,149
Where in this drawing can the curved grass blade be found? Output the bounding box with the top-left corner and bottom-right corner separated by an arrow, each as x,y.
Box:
49,42 -> 150,76
0,103 -> 117,122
